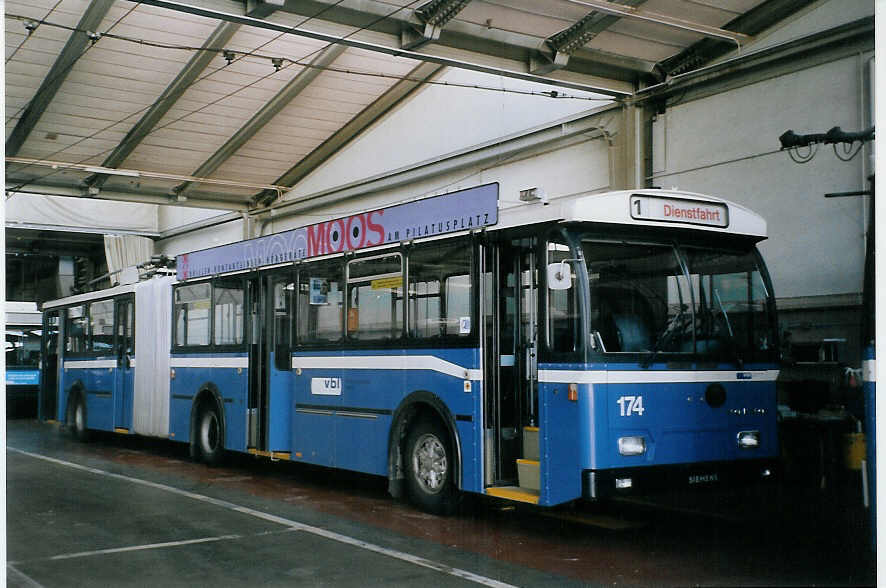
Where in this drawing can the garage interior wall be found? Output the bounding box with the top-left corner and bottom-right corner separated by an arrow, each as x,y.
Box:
646,0 -> 873,374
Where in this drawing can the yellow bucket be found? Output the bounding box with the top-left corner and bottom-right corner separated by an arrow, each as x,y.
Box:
843,432 -> 866,470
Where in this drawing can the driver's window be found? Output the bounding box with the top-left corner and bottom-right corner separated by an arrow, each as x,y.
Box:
546,240 -> 578,353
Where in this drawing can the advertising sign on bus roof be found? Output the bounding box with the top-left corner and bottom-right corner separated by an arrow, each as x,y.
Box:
177,183 -> 499,280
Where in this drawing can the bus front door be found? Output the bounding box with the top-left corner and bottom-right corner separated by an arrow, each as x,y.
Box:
40,310 -> 60,421
113,297 -> 135,431
485,238 -> 538,489
247,270 -> 294,456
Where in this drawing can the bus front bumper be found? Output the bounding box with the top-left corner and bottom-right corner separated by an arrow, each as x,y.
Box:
582,458 -> 779,500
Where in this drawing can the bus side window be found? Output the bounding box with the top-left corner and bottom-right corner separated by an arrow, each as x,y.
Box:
346,254 -> 403,341
213,280 -> 245,346
297,260 -> 344,344
89,299 -> 115,353
65,305 -> 88,354
408,240 -> 472,339
174,283 -> 211,347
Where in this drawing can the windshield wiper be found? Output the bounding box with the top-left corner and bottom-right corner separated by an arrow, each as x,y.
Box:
642,304 -> 689,368
713,289 -> 743,368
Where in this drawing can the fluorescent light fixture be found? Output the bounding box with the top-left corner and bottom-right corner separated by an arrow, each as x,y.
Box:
83,166 -> 140,178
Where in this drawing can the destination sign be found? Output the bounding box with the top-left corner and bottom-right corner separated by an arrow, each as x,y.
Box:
177,183 -> 499,280
6,370 -> 40,386
630,194 -> 728,228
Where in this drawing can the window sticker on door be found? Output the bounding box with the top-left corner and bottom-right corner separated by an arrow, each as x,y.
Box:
459,317 -> 471,334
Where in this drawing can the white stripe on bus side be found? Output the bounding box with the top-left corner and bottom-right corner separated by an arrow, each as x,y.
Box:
538,369 -> 780,384
64,360 -> 118,370
169,357 -> 249,369
863,360 -> 876,383
292,355 -> 482,381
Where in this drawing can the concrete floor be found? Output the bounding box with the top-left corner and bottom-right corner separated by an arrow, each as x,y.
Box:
5,419 -> 876,587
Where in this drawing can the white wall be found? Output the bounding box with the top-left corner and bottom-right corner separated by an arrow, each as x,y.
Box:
159,216 -> 245,258
651,53 -> 871,302
290,68 -> 613,198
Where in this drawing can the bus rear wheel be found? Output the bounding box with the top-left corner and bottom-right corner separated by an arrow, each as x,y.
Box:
405,419 -> 457,515
197,404 -> 224,466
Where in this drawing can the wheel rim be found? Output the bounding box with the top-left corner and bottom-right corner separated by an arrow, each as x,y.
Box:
200,412 -> 219,453
411,433 -> 448,494
74,402 -> 84,432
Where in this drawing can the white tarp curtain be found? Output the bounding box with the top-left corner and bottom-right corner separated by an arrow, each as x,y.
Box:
133,276 -> 173,437
105,235 -> 154,284
6,194 -> 158,232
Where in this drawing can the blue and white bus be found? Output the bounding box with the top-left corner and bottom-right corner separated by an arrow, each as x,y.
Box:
42,185 -> 779,513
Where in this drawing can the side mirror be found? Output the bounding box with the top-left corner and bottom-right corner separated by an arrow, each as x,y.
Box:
547,262 -> 573,290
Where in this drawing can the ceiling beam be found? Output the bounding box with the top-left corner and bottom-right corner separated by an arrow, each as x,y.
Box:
255,60 -> 445,206
564,0 -> 751,45
635,16 -> 873,104
88,21 -> 241,190
659,0 -> 817,77
6,180 -> 251,211
5,0 -> 115,157
401,0 -> 472,50
532,0 -> 646,75
174,43 -> 347,197
133,0 -> 635,96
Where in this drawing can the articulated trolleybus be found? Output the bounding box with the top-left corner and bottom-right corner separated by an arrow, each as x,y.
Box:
43,185 -> 779,513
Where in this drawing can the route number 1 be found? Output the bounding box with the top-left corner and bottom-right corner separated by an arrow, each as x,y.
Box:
617,395 -> 645,417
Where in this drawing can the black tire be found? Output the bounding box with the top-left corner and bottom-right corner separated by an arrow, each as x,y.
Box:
405,418 -> 458,515
70,394 -> 89,442
196,403 -> 225,466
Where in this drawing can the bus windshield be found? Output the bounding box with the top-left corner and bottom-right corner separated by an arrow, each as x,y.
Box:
582,239 -> 776,363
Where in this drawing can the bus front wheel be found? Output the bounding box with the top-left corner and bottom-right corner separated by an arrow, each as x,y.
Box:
70,395 -> 89,442
405,419 -> 457,515
196,404 -> 225,466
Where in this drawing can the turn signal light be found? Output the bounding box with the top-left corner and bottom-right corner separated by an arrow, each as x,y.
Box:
568,383 -> 578,402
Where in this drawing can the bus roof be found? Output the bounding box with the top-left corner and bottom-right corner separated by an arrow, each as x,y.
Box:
41,281 -> 140,311
496,189 -> 767,238
5,302 -> 42,326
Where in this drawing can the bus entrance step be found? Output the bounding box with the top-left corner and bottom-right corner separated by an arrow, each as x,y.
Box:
486,486 -> 540,504
516,458 -> 539,491
523,426 -> 539,461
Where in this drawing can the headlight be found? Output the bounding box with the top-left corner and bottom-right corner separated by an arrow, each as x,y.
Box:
737,430 -> 760,449
618,436 -> 646,456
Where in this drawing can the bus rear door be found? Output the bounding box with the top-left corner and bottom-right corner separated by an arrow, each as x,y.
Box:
114,296 -> 134,432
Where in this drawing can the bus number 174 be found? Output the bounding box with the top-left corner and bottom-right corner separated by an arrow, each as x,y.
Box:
617,395 -> 645,417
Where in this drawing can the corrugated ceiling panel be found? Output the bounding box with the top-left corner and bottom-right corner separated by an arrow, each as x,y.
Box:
456,1 -> 583,38
588,29 -> 685,62
5,0 -> 90,135
12,3 -> 221,166
641,0 -> 743,26
117,21 -> 341,178
210,47 -> 420,185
